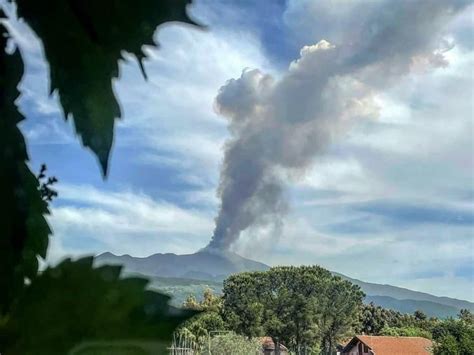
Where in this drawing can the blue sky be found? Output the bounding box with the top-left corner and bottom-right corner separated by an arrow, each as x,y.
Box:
6,0 -> 474,300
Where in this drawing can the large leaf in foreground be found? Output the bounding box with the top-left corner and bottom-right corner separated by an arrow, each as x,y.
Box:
0,11 -> 50,316
15,0 -> 199,175
3,257 -> 196,355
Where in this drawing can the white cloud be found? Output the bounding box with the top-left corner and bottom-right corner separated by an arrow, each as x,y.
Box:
47,184 -> 214,263
235,213 -> 389,261
288,44 -> 473,208
297,157 -> 384,204
111,23 -> 272,187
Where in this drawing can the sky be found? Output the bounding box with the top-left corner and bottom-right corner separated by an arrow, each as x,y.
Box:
5,0 -> 474,301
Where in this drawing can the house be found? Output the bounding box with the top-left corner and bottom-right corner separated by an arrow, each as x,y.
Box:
260,337 -> 289,355
340,335 -> 433,355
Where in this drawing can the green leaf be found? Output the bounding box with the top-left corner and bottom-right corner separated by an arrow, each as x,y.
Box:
15,0 -> 200,175
0,10 -> 51,316
3,257 -> 197,355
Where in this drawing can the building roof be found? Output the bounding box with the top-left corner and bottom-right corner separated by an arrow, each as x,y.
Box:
343,335 -> 433,355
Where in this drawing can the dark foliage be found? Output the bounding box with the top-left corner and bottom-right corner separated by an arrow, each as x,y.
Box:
0,11 -> 51,316
37,164 -> 58,203
1,1 -> 201,353
432,318 -> 474,355
458,309 -> 474,325
3,257 -> 196,354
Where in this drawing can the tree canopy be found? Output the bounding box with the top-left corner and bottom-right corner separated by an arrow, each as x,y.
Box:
432,318 -> 474,355
178,288 -> 227,352
222,265 -> 364,353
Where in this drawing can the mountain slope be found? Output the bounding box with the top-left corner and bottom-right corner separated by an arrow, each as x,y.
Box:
365,295 -> 461,319
333,272 -> 473,312
96,249 -> 269,281
96,251 -> 473,317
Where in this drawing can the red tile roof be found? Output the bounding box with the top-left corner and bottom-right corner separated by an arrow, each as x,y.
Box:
344,335 -> 433,355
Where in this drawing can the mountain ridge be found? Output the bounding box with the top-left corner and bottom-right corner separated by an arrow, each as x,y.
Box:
96,251 -> 473,317
333,272 -> 473,311
365,295 -> 462,319
96,249 -> 269,281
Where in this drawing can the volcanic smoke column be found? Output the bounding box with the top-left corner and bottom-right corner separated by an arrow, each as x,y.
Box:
208,0 -> 469,251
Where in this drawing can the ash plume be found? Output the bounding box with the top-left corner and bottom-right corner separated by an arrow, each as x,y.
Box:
208,0 -> 469,250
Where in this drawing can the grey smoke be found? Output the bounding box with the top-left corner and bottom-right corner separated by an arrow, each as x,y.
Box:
208,0 -> 470,250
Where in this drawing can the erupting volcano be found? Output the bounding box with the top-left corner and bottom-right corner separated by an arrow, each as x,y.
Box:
206,0 -> 464,251
96,248 -> 269,281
